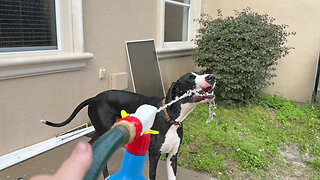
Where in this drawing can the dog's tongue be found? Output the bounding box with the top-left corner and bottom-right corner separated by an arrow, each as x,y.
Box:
198,86 -> 212,95
204,86 -> 212,92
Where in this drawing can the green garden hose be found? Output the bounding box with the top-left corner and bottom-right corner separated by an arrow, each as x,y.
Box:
83,104 -> 157,180
84,125 -> 130,180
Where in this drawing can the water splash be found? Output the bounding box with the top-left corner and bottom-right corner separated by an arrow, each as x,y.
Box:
206,99 -> 217,124
157,89 -> 199,113
156,87 -> 217,124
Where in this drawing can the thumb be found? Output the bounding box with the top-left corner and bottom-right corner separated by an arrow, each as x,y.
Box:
54,142 -> 93,180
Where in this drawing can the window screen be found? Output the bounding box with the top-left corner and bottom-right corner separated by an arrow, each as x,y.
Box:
0,0 -> 57,52
126,40 -> 165,97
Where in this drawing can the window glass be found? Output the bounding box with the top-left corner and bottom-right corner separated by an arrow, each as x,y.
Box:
164,3 -> 189,42
0,0 -> 57,52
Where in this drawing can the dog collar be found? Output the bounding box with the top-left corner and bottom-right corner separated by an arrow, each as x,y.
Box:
162,99 -> 182,127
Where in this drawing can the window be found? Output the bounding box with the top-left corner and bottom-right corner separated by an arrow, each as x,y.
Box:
0,0 -> 58,52
0,0 -> 93,80
164,0 -> 190,43
158,0 -> 201,59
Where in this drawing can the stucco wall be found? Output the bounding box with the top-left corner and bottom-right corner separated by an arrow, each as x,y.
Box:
202,0 -> 320,102
160,57 -> 197,90
0,0 -> 197,156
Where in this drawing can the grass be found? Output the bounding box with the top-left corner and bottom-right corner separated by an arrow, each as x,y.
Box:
178,94 -> 320,179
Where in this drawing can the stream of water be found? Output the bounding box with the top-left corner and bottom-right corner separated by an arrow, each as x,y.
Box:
156,88 -> 217,123
156,89 -> 199,113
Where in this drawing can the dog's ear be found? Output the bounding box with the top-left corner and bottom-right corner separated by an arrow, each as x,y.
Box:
166,82 -> 179,102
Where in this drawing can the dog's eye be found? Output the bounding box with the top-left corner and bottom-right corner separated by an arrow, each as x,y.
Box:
190,75 -> 196,79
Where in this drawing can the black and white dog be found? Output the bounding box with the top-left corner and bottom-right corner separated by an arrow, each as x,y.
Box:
42,72 -> 216,180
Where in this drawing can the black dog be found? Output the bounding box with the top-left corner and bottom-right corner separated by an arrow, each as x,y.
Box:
42,72 -> 215,180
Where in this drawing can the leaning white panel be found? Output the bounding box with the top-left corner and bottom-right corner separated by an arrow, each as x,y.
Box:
0,126 -> 95,170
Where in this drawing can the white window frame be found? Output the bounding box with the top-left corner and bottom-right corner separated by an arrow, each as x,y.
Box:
0,0 -> 93,80
163,0 -> 191,46
158,0 -> 202,59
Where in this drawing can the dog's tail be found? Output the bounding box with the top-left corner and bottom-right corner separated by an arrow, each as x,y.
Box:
41,97 -> 95,127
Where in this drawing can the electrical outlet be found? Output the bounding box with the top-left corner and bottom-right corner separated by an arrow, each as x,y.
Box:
98,68 -> 106,79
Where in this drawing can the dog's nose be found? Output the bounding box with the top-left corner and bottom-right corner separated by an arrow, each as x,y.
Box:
205,75 -> 216,84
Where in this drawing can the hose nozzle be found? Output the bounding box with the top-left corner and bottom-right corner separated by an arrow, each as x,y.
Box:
130,104 -> 157,135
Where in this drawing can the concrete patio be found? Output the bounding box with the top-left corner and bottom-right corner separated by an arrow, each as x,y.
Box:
0,136 -> 215,180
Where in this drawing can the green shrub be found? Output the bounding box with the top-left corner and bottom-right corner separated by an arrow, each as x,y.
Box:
194,8 -> 295,103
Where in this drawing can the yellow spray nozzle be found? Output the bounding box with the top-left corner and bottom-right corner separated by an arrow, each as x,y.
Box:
144,129 -> 159,135
121,110 -> 130,118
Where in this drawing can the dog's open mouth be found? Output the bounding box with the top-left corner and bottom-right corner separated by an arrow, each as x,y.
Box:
192,84 -> 215,103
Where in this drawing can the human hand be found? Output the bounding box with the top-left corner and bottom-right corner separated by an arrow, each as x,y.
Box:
30,142 -> 92,180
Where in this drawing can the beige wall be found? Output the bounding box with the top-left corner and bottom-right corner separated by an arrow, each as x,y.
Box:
0,0 -> 197,156
202,0 -> 320,102
160,57 -> 197,90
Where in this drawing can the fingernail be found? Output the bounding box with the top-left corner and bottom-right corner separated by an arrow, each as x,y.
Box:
74,142 -> 89,154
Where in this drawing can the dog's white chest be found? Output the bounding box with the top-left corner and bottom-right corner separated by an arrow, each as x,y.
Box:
160,125 -> 180,154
